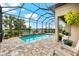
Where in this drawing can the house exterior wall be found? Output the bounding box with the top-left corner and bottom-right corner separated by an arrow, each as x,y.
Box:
54,3 -> 79,46
71,24 -> 79,46
55,4 -> 79,16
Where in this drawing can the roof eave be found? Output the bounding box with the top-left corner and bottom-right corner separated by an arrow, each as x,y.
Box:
49,3 -> 66,12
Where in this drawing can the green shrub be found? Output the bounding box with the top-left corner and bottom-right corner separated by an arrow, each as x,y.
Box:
14,30 -> 19,36
4,34 -> 9,39
58,33 -> 64,41
62,30 -> 69,36
65,32 -> 69,36
62,30 -> 66,34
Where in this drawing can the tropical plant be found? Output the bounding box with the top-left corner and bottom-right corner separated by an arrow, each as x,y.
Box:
62,30 -> 69,36
3,15 -> 16,36
64,11 -> 79,25
3,15 -> 27,38
58,33 -> 64,41
3,15 -> 9,28
9,15 -> 16,36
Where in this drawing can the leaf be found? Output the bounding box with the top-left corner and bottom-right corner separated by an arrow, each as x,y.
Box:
64,11 -> 79,25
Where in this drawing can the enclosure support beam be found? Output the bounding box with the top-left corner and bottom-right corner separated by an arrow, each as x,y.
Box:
45,19 -> 53,33
49,21 -> 54,33
0,5 -> 3,43
41,16 -> 53,33
46,23 -> 48,33
55,16 -> 59,41
49,23 -> 51,33
41,22 -> 43,33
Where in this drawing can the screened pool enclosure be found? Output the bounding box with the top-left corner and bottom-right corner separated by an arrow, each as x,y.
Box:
0,3 -> 55,42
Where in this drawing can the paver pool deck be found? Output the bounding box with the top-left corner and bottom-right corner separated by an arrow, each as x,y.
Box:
0,36 -> 61,56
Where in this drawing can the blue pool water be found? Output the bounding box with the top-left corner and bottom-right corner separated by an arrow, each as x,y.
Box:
20,34 -> 53,42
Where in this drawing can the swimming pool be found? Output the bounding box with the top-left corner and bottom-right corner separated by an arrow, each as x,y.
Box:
20,34 -> 53,43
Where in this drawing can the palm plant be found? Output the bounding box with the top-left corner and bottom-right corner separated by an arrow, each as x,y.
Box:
3,15 -> 9,38
3,15 -> 15,37
13,18 -> 27,35
9,15 -> 16,37
3,15 -> 9,29
3,15 -> 27,38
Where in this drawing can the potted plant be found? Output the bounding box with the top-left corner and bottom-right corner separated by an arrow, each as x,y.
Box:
58,33 -> 63,42
63,11 -> 79,46
62,30 -> 66,34
62,30 -> 69,36
65,32 -> 69,36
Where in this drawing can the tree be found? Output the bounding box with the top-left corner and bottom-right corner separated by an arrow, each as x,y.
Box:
3,15 -> 27,37
3,15 -> 9,29
9,15 -> 16,36
3,15 -> 16,37
64,11 -> 79,25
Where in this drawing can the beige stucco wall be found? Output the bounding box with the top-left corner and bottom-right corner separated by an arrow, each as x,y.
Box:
71,24 -> 79,46
54,3 -> 79,46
